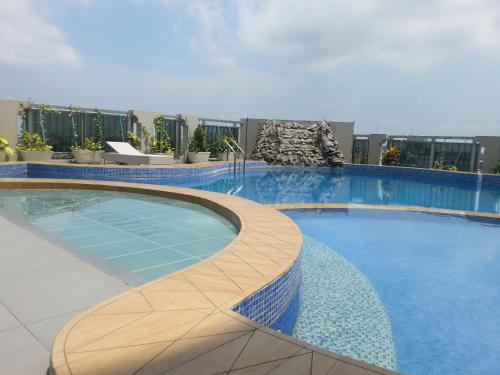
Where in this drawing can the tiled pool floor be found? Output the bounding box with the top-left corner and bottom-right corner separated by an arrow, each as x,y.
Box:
291,236 -> 396,370
285,208 -> 500,375
0,190 -> 237,283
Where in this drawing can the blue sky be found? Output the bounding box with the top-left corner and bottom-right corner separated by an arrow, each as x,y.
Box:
1,0 -> 499,135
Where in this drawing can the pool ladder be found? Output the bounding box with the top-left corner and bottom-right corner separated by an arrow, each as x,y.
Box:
223,138 -> 246,174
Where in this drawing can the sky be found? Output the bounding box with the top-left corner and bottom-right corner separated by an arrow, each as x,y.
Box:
0,0 -> 499,136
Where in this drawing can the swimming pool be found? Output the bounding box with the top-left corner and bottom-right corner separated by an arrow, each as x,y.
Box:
285,209 -> 500,375
2,164 -> 500,374
181,168 -> 500,214
0,189 -> 237,284
25,166 -> 497,214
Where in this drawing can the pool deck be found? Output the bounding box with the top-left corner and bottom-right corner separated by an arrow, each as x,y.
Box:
0,178 -> 399,375
0,213 -> 129,375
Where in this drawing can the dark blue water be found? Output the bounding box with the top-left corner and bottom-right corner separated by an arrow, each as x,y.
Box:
286,209 -> 500,375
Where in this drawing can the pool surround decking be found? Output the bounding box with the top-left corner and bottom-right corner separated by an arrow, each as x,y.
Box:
0,178 -> 399,375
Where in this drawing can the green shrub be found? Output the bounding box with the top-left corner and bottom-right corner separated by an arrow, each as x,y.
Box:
71,138 -> 102,151
493,161 -> 500,174
0,134 -> 15,156
16,132 -> 52,152
382,147 -> 400,165
189,125 -> 208,153
151,115 -> 173,154
127,131 -> 141,150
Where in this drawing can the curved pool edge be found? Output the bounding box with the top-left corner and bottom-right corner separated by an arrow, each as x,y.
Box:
0,178 -> 398,375
269,203 -> 500,219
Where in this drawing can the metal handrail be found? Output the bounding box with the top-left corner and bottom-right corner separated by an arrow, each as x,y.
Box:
230,139 -> 244,153
222,139 -> 246,173
222,139 -> 236,153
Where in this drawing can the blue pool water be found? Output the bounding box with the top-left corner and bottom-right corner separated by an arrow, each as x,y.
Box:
285,209 -> 500,375
142,168 -> 498,214
0,190 -> 237,283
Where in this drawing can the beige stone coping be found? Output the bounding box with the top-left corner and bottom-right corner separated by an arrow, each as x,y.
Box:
268,203 -> 500,219
0,179 -> 398,375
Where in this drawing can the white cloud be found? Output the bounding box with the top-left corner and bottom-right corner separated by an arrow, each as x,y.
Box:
176,0 -> 500,71
159,0 -> 236,67
0,0 -> 80,67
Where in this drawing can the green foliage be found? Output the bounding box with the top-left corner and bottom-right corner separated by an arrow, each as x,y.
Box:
189,125 -> 208,153
209,136 -> 239,155
127,131 -> 141,150
433,155 -> 458,171
19,103 -> 28,136
71,138 -> 102,151
493,161 -> 500,174
16,132 -> 52,152
433,159 -> 445,170
38,103 -> 59,144
0,134 -> 15,156
208,137 -> 227,154
382,147 -> 400,165
68,104 -> 80,147
151,115 -> 173,154
94,110 -> 103,147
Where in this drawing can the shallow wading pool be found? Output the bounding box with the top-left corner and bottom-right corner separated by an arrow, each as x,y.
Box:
0,189 -> 237,284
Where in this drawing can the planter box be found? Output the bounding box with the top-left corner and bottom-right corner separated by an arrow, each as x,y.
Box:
19,151 -> 53,162
217,152 -> 237,162
73,150 -> 104,164
188,152 -> 211,163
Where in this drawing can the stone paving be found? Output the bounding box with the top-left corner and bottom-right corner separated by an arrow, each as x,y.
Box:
0,214 -> 128,375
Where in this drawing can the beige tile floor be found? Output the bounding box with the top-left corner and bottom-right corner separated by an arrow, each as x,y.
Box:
0,179 -> 400,375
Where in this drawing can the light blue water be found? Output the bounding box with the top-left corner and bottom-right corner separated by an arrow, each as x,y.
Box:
285,209 -> 500,375
168,168 -> 500,214
0,190 -> 237,283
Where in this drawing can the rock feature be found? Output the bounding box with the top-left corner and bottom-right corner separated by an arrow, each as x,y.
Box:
251,120 -> 344,167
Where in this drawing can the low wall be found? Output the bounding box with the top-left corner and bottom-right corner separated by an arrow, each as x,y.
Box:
345,164 -> 500,188
233,257 -> 301,327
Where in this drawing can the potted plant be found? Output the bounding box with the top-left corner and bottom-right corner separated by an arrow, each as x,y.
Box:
382,147 -> 400,166
0,134 -> 15,161
16,132 -> 53,161
71,138 -> 104,164
16,103 -> 54,161
71,110 -> 104,164
188,125 -> 210,163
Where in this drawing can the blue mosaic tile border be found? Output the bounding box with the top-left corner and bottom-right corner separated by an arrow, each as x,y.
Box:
0,163 -> 28,178
345,164 -> 500,188
25,161 -> 267,180
1,161 -> 498,188
233,257 -> 301,328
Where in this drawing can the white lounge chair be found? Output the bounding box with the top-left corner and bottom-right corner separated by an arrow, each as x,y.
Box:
104,142 -> 174,165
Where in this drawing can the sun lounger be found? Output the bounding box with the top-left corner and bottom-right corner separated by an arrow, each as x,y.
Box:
104,142 -> 174,165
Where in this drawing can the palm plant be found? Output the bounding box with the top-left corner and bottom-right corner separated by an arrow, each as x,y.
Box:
0,134 -> 15,156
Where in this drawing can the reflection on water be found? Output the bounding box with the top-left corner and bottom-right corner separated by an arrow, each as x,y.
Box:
0,189 -> 112,220
181,168 -> 500,214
